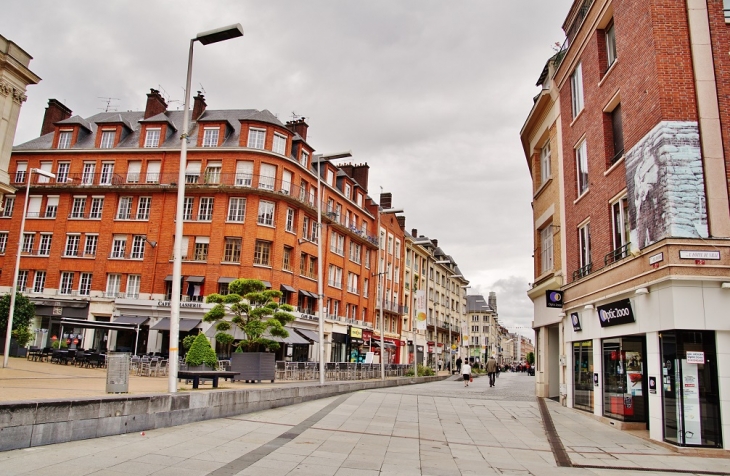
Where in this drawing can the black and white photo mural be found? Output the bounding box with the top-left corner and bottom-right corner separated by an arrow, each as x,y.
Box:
625,121 -> 708,251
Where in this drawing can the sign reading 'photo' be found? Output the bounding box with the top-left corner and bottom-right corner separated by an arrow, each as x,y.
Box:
545,290 -> 563,308
597,298 -> 636,327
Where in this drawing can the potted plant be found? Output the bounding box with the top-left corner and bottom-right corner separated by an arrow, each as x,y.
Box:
0,293 -> 35,357
10,326 -> 33,358
204,278 -> 295,382
184,333 -> 218,370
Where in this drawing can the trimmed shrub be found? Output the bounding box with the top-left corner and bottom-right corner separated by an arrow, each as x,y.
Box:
185,334 -> 218,369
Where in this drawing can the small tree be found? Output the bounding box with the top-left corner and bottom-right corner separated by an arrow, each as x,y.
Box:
0,293 -> 35,338
184,333 -> 218,369
204,279 -> 295,352
11,327 -> 33,347
526,352 -> 535,365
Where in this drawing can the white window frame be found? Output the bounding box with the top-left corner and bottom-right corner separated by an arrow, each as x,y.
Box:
576,140 -> 589,196
106,274 -> 121,297
56,163 -> 70,183
258,163 -> 276,190
144,128 -> 161,148
126,275 -> 141,299
198,197 -> 214,221
286,208 -> 295,232
38,234 -> 52,256
235,161 -> 254,187
136,197 -> 151,220
273,132 -> 286,155
89,197 -> 104,219
611,196 -> 630,251
100,130 -> 115,149
45,196 -> 59,218
606,21 -> 617,68
81,162 -> 96,185
58,131 -> 72,149
540,142 -> 551,184
579,222 -> 591,268
111,235 -> 127,259
84,235 -> 98,257
247,128 -> 265,149
130,235 -> 146,259
202,127 -> 220,147
300,150 -> 309,168
64,234 -> 80,257
99,162 -> 114,186
257,200 -> 275,226
0,232 -> 8,253
540,224 -> 554,274
60,272 -> 74,295
117,197 -> 133,220
146,161 -> 161,183
570,63 -> 584,118
15,162 -> 27,183
127,161 -> 142,183
79,273 -> 92,296
205,161 -> 222,184
33,271 -> 46,293
227,197 -> 246,222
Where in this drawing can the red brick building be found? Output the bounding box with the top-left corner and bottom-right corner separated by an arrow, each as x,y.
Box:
541,0 -> 730,449
3,88 -> 407,362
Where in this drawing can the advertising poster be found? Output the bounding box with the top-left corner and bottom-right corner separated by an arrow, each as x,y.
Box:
415,290 -> 427,330
681,359 -> 702,445
625,351 -> 643,396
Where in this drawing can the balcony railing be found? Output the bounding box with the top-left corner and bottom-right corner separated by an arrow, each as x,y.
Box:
572,263 -> 593,281
605,242 -> 630,266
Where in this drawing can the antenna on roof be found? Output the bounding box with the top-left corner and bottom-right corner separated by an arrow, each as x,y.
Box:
98,97 -> 120,112
198,83 -> 207,95
291,112 -> 304,121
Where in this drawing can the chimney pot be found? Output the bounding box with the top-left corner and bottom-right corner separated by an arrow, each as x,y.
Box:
286,118 -> 309,141
412,228 -> 418,237
192,92 -> 207,121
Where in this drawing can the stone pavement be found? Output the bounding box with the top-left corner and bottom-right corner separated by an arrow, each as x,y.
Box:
0,370 -> 728,475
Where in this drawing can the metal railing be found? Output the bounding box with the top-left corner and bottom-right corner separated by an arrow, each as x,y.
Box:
572,263 -> 593,281
605,242 -> 630,266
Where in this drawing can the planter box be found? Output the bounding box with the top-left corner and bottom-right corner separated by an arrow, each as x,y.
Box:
230,352 -> 275,383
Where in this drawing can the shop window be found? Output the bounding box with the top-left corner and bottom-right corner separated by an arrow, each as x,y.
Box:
573,340 -> 594,412
602,337 -> 646,423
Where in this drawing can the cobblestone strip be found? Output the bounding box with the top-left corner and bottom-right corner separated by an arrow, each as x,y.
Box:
536,397 -> 572,467
206,393 -> 351,476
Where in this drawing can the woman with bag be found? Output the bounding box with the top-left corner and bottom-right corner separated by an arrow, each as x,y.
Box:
462,361 -> 472,387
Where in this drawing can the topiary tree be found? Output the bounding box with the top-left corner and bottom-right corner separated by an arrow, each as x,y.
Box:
182,334 -> 197,352
526,351 -> 535,365
215,332 -> 235,357
0,293 -> 35,339
203,278 -> 295,352
184,333 -> 218,369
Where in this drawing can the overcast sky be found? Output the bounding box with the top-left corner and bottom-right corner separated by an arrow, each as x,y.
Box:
3,0 -> 573,338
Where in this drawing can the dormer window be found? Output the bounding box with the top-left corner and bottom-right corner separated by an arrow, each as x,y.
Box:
202,127 -> 219,147
300,150 -> 309,168
273,132 -> 286,155
100,130 -> 115,149
247,128 -> 265,149
144,128 -> 161,148
15,162 -> 27,183
344,183 -> 351,199
58,131 -> 72,149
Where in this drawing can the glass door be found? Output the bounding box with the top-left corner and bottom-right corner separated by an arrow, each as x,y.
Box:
602,336 -> 647,423
573,340 -> 594,412
660,330 -> 722,447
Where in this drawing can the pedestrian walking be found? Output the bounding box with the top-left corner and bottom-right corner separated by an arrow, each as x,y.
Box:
486,354 -> 498,387
438,358 -> 443,372
461,361 -> 472,387
456,357 -> 462,374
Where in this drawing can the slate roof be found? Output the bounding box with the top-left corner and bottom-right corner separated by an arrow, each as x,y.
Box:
14,108 -> 288,151
467,295 -> 493,313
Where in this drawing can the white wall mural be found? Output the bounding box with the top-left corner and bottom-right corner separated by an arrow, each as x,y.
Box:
625,121 -> 708,250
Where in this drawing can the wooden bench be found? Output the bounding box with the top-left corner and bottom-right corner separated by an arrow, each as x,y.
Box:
177,370 -> 240,389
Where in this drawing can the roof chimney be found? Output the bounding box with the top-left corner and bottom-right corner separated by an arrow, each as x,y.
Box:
286,118 -> 309,141
379,192 -> 392,209
396,215 -> 406,230
411,228 -> 418,237
144,88 -> 167,119
431,239 -> 438,248
41,99 -> 72,136
192,91 -> 207,121
352,163 -> 369,192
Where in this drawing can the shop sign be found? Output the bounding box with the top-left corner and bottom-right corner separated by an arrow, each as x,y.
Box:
597,299 -> 635,327
545,290 -> 563,308
53,307 -> 63,315
349,327 -> 363,339
157,301 -> 202,308
679,250 -> 720,260
681,360 -> 702,444
649,376 -> 657,394
686,351 -> 705,364
593,373 -> 599,387
570,312 -> 582,332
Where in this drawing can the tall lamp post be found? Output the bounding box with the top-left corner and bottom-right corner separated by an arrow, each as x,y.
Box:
3,168 -> 56,368
314,151 -> 351,385
376,206 -> 402,380
169,24 -> 243,393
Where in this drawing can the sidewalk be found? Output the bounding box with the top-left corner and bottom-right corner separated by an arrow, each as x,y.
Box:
543,398 -> 730,474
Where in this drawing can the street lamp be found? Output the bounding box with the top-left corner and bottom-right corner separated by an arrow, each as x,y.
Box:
376,205 -> 402,380
3,168 -> 56,368
169,23 -> 243,393
314,151 -> 351,385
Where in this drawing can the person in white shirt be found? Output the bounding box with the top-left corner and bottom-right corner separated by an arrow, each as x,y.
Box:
461,362 -> 472,387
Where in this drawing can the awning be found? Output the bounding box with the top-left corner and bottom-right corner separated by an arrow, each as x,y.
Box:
205,325 -> 246,340
57,317 -> 139,331
299,290 -> 317,299
203,325 -> 311,344
164,275 -> 175,281
294,328 -> 319,343
218,277 -> 236,284
280,284 -> 296,293
113,316 -> 149,326
150,318 -> 201,332
262,281 -> 272,288
185,276 -> 205,283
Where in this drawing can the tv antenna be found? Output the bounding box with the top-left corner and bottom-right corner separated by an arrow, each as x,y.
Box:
198,83 -> 207,95
98,97 -> 120,112
291,111 -> 305,121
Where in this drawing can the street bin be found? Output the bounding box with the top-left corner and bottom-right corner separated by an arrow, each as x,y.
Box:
106,352 -> 130,393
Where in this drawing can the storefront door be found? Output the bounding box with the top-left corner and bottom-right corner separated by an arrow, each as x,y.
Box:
573,340 -> 594,412
660,330 -> 722,447
602,336 -> 647,424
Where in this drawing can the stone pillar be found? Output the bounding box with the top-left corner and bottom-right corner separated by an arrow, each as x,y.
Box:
593,337 -> 603,417
646,331 -> 663,443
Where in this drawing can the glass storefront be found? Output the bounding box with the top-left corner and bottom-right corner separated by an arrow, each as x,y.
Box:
660,330 -> 722,447
602,336 -> 647,423
573,340 -> 594,412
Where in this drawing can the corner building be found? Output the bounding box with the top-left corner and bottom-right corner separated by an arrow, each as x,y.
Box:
2,89 -> 382,362
541,0 -> 730,449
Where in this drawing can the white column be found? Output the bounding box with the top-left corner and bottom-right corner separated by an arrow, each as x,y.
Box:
716,330 -> 730,450
646,331 -> 663,442
593,337 -> 603,417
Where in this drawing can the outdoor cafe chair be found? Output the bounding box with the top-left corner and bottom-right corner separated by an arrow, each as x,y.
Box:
153,359 -> 168,377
